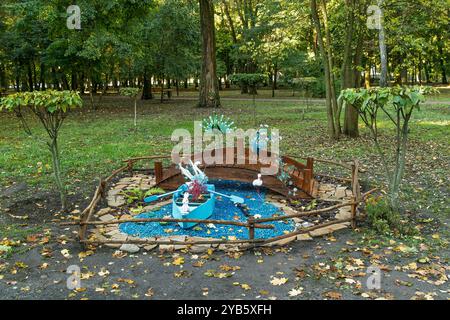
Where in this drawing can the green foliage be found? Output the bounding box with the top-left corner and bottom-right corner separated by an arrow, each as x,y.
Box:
229,73 -> 266,87
122,187 -> 166,204
119,87 -> 140,98
0,90 -> 83,113
0,90 -> 82,209
145,187 -> 166,197
339,86 -> 437,214
339,86 -> 437,117
366,196 -> 415,236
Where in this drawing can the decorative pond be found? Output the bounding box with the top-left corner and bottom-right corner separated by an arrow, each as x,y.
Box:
119,179 -> 295,240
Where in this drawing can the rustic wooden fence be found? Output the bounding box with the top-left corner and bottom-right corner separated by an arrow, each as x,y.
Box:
69,155 -> 376,249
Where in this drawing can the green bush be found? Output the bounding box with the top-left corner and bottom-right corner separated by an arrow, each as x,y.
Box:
366,196 -> 416,236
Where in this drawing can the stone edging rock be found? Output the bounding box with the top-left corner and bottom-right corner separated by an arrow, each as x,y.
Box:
88,174 -> 357,253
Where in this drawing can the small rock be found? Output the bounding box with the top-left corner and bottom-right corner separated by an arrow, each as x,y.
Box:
301,221 -> 314,228
272,236 -> 296,246
309,222 -> 349,237
159,244 -> 175,252
96,207 -> 114,217
119,214 -> 133,221
119,244 -> 140,253
334,187 -> 347,199
99,214 -> 116,222
144,244 -> 158,251
107,196 -> 126,207
105,229 -> 120,237
111,233 -> 128,242
296,233 -> 313,241
189,245 -> 210,253
335,207 -> 352,220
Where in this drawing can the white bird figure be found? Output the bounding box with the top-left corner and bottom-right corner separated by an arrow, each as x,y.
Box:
253,173 -> 263,188
179,163 -> 194,181
181,192 -> 190,214
189,159 -> 208,184
252,173 -> 263,200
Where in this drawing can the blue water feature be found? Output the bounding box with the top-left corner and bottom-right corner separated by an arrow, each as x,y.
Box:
119,179 -> 295,239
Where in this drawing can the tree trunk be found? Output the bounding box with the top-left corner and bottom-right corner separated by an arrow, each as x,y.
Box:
272,63 -> 278,98
142,70 -> 153,100
198,0 -> 220,108
438,41 -> 448,84
49,138 -> 67,210
27,63 -> 34,91
311,0 -> 339,139
341,0 -> 359,138
377,0 -> 388,87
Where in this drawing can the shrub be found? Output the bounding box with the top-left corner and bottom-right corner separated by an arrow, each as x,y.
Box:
0,90 -> 83,209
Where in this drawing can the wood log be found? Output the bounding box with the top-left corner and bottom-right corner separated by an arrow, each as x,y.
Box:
64,217 -> 274,229
254,201 -> 356,223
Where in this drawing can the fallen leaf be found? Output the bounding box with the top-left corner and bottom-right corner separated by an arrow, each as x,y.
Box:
288,287 -> 303,297
270,277 -> 288,286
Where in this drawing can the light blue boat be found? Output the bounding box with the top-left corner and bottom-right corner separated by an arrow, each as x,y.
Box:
172,184 -> 216,229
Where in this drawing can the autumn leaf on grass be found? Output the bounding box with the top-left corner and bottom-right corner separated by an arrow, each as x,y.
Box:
288,287 -> 304,297
219,264 -> 241,272
39,263 -> 49,270
174,270 -> 191,278
78,250 -> 94,260
241,283 -> 251,291
323,291 -> 342,300
294,267 -> 307,279
61,249 -> 71,258
15,262 -> 28,269
145,288 -> 154,298
270,277 -> 288,286
172,257 -> 185,266
112,250 -> 127,259
117,278 -> 135,285
192,260 -> 205,267
98,268 -> 110,277
81,271 -> 95,280
26,234 -> 39,243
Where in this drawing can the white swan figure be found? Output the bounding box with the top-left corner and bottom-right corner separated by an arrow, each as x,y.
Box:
179,163 -> 194,181
189,159 -> 207,183
252,174 -> 263,188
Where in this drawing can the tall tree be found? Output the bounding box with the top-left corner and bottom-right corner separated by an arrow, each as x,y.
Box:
377,0 -> 388,87
198,0 -> 220,108
311,0 -> 340,139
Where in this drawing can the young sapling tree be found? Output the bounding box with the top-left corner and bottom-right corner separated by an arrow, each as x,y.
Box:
0,90 -> 83,210
339,86 -> 436,213
119,87 -> 140,128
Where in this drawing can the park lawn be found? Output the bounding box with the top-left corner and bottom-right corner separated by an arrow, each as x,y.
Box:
0,92 -> 449,220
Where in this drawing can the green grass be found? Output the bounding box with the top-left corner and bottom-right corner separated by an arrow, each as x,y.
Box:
0,224 -> 42,258
0,90 -> 449,219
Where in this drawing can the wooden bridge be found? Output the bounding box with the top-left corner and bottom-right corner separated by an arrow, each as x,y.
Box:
152,148 -> 317,199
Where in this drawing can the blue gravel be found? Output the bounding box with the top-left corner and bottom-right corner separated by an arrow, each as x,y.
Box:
119,179 -> 295,240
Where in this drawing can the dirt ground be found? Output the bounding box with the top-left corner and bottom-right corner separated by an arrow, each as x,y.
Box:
0,183 -> 448,300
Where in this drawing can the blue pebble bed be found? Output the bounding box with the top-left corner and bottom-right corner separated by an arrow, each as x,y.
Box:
119,179 -> 295,240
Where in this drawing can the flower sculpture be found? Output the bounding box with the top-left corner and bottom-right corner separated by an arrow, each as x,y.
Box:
202,114 -> 236,134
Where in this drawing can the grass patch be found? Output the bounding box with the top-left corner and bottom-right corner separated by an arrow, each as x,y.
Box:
0,91 -> 448,221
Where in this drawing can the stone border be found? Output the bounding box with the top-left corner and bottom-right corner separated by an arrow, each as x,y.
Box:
86,174 -> 357,253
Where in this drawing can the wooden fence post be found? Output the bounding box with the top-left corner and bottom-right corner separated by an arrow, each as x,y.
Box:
350,160 -> 360,229
248,216 -> 255,240
154,161 -> 163,183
